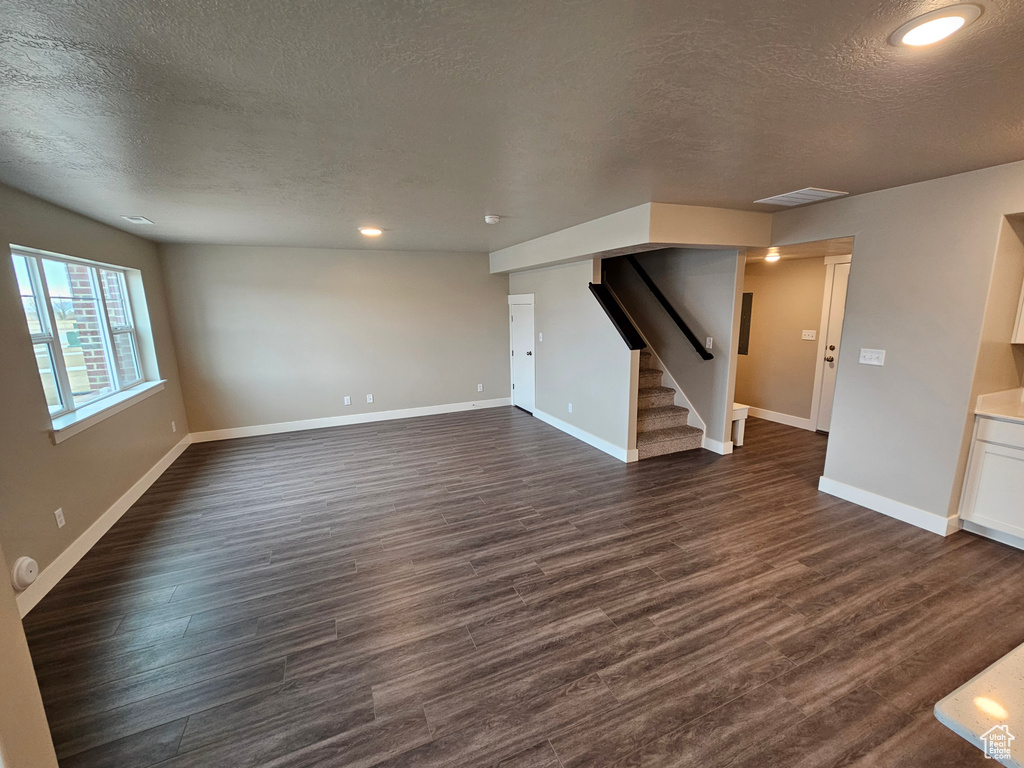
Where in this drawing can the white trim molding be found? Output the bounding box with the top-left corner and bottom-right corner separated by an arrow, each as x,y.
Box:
823,254 -> 853,265
51,380 -> 166,444
533,408 -> 635,462
190,398 -> 512,443
702,437 -> 734,455
16,435 -> 192,616
818,476 -> 958,537
746,406 -> 816,432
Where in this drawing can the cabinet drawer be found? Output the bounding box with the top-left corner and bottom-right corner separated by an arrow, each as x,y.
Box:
976,417 -> 1024,449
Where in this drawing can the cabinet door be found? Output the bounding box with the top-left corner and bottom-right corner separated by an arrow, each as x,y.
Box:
962,441 -> 1024,536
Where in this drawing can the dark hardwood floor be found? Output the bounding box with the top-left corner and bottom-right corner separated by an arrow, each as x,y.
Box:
23,409 -> 1024,767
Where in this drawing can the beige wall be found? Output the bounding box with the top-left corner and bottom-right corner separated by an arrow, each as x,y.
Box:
772,159 -> 1024,521
509,260 -> 633,450
605,248 -> 744,445
160,245 -> 510,433
735,257 -> 827,419
0,183 -> 188,574
0,545 -> 58,768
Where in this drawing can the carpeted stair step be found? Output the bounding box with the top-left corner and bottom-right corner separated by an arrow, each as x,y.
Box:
637,404 -> 690,432
639,367 -> 663,388
636,424 -> 704,459
637,385 -> 676,409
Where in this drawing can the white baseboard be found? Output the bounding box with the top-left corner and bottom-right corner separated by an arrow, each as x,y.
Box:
746,407 -> 816,432
960,520 -> 1024,551
702,437 -> 733,455
189,398 -> 512,443
533,409 -> 633,463
16,435 -> 193,617
817,476 -> 958,537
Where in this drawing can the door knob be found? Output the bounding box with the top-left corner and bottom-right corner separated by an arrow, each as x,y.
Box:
828,345 -> 836,351
526,351 -> 532,356
825,355 -> 835,363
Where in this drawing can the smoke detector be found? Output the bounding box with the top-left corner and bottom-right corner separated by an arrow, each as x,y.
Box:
484,215 -> 500,225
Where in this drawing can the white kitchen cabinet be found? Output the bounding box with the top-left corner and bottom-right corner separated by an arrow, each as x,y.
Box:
960,393 -> 1024,548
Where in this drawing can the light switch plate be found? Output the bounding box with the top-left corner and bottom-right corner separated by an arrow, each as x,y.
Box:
344,396 -> 351,406
705,337 -> 713,350
477,384 -> 483,392
54,508 -> 65,529
568,403 -> 573,413
366,394 -> 373,403
859,349 -> 886,366
538,332 -> 543,342
802,330 -> 817,340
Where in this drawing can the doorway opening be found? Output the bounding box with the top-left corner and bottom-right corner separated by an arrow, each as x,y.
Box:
734,237 -> 854,441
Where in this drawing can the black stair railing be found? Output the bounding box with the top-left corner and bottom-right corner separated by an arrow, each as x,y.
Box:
624,255 -> 713,361
588,283 -> 647,351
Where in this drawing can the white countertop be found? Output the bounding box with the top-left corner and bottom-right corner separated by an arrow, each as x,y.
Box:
935,643 -> 1024,767
976,388 -> 1024,424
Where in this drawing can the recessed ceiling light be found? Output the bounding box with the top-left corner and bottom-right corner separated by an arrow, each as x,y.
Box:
765,254 -> 781,263
890,4 -> 982,47
121,215 -> 154,225
358,227 -> 383,237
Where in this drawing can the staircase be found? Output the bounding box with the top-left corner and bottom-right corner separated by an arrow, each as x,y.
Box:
636,349 -> 704,459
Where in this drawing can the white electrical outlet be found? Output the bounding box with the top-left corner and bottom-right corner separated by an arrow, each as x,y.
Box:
344,396 -> 351,406
538,332 -> 543,342
366,394 -> 373,404
568,403 -> 573,413
54,508 -> 65,529
171,420 -> 176,433
802,330 -> 817,341
705,337 -> 713,350
477,384 -> 484,392
859,349 -> 886,366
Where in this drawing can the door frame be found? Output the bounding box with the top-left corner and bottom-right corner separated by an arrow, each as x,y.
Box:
809,254 -> 852,431
508,294 -> 535,413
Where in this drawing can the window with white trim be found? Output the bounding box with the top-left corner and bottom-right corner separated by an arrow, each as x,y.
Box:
11,247 -> 145,418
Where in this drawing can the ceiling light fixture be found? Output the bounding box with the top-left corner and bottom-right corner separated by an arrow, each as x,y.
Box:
890,4 -> 982,47
121,215 -> 154,225
765,254 -> 781,263
358,227 -> 383,237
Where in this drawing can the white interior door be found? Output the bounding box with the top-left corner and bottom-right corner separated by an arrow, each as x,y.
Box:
816,262 -> 850,432
509,296 -> 535,413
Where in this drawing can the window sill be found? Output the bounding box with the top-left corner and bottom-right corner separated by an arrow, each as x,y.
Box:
51,380 -> 166,445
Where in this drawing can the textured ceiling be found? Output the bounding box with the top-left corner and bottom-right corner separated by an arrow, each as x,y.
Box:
1,0 -> 1023,252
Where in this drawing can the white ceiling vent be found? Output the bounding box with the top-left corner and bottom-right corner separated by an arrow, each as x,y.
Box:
121,215 -> 155,225
754,188 -> 849,207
